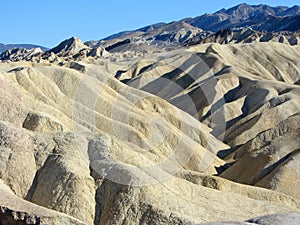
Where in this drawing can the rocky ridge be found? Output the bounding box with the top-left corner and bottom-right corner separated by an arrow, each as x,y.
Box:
184,28 -> 300,46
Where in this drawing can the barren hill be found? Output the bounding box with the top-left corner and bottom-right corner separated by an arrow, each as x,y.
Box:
0,3 -> 300,225
0,40 -> 299,224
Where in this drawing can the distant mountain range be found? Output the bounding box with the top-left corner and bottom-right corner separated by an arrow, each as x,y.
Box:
0,3 -> 299,60
101,4 -> 300,43
182,4 -> 300,32
85,3 -> 300,50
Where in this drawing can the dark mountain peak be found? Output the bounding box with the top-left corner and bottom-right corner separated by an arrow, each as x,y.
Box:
212,3 -> 253,16
216,8 -> 226,13
227,3 -> 252,12
232,3 -> 251,9
180,4 -> 300,32
279,5 -> 300,16
137,23 -> 167,32
290,5 -> 300,10
227,3 -> 288,15
226,3 -> 277,20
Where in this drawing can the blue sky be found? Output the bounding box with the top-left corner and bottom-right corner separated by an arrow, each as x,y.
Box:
1,0 -> 299,47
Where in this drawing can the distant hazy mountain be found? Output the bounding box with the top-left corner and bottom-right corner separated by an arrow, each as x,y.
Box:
86,21 -> 212,50
101,23 -> 168,41
182,3 -> 300,32
1,3 -> 300,62
84,3 -> 299,51
100,4 -> 300,43
0,43 -> 48,54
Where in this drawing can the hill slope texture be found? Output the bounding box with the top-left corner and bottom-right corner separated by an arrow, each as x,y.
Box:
0,3 -> 300,225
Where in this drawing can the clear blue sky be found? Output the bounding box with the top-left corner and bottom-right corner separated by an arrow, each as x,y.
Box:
1,0 -> 299,47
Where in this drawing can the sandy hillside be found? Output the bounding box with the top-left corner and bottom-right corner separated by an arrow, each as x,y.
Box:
0,40 -> 299,224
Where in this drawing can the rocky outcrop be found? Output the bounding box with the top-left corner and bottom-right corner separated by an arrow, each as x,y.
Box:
0,179 -> 87,225
49,37 -> 90,57
23,112 -> 66,132
0,122 -> 36,198
0,48 -> 43,61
